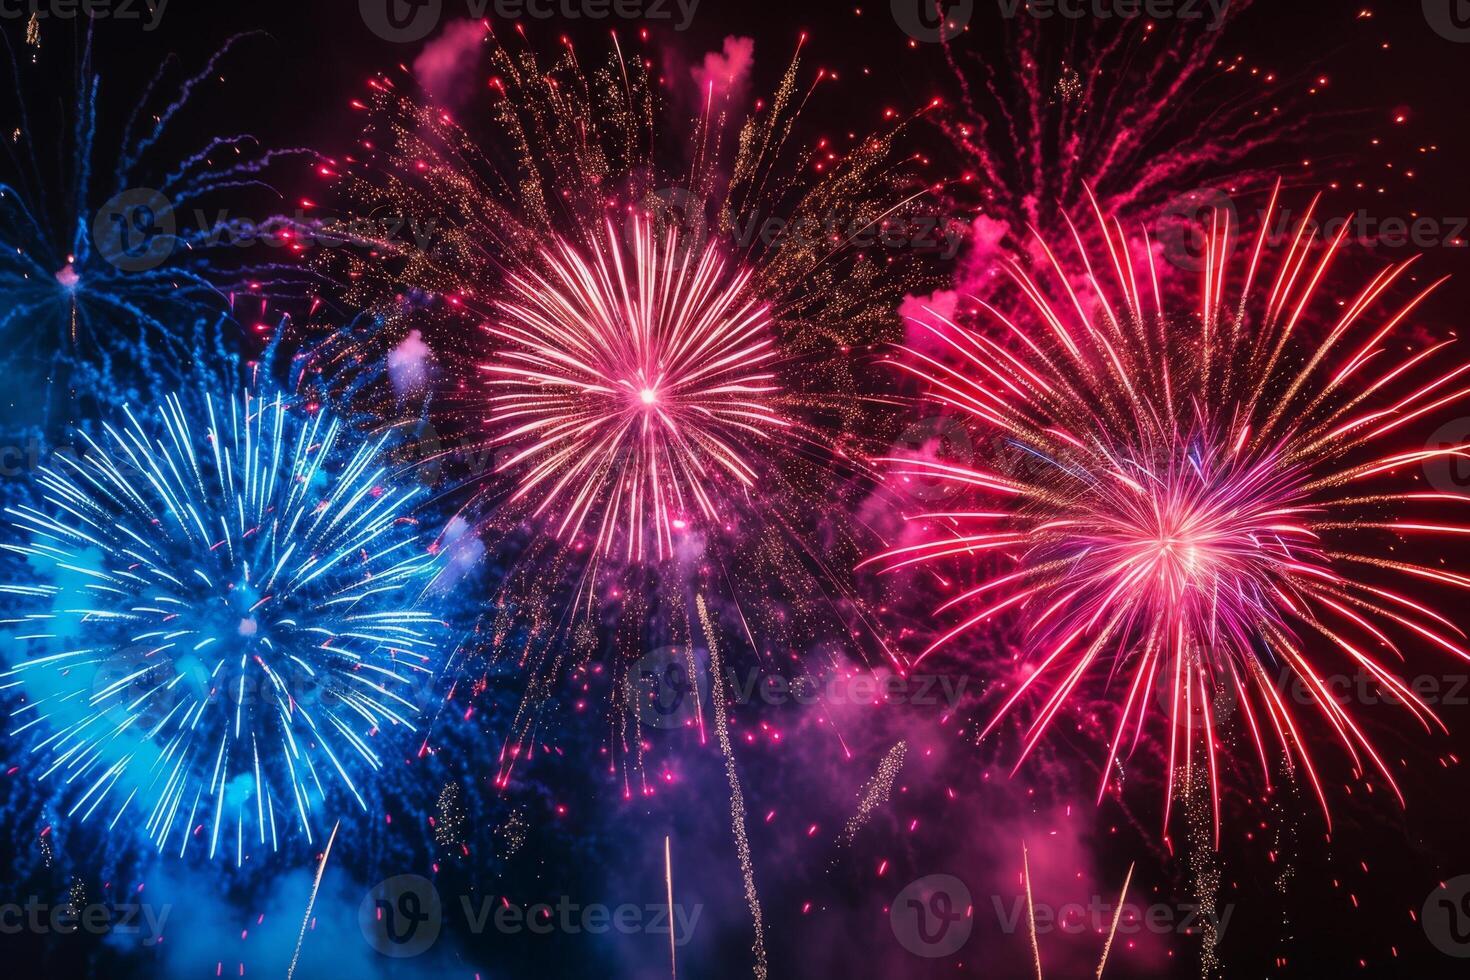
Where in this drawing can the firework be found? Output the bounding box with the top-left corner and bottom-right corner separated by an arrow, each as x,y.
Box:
321,29 -> 942,741
0,30 -> 313,368
485,215 -> 784,563
934,0 -> 1318,284
0,387 -> 441,863
869,187 -> 1469,838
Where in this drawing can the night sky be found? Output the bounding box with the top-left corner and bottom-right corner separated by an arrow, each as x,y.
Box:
4,2 -> 1470,978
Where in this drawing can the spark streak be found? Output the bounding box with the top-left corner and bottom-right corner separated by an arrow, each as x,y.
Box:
287,820 -> 339,980
2,389 -> 440,861
872,187 -> 1470,836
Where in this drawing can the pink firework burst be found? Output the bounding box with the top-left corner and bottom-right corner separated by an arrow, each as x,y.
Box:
869,185 -> 1470,839
485,217 -> 787,562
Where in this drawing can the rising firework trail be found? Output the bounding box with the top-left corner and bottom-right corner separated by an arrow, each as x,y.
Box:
868,185 -> 1470,840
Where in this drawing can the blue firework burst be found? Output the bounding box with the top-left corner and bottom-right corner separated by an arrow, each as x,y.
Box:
0,387 -> 442,864
0,29 -> 314,368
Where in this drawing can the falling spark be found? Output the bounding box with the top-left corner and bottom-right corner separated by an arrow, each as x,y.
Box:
840,740 -> 908,844
1023,841 -> 1043,980
665,835 -> 677,980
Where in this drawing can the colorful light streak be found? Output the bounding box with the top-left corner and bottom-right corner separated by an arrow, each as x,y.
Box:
1,388 -> 441,862
870,186 -> 1470,839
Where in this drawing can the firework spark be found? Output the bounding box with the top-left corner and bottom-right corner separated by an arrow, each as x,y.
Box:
869,186 -> 1470,838
1,388 -> 441,862
938,0 -> 1295,249
485,216 -> 784,563
0,32 -> 314,362
321,29 -> 940,777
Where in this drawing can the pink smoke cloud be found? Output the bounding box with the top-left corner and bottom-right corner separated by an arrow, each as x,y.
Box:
413,18 -> 486,108
692,35 -> 755,102
387,328 -> 433,399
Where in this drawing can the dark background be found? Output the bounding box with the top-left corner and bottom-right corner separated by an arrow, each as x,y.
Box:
4,1 -> 1470,978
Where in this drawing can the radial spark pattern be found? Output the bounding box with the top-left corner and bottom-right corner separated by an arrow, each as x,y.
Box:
871,188 -> 1470,836
486,217 -> 784,562
1,389 -> 440,862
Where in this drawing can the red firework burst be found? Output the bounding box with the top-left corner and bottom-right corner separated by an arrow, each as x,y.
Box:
485,217 -> 786,562
869,185 -> 1470,838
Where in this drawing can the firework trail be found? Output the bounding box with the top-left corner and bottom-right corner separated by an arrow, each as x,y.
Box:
0,28 -> 314,372
1096,861 -> 1134,979
664,833 -> 677,980
0,386 -> 442,863
838,739 -> 906,845
1023,841 -> 1043,980
699,593 -> 767,980
287,819 -> 339,980
869,186 -> 1470,840
937,0 -> 1297,253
